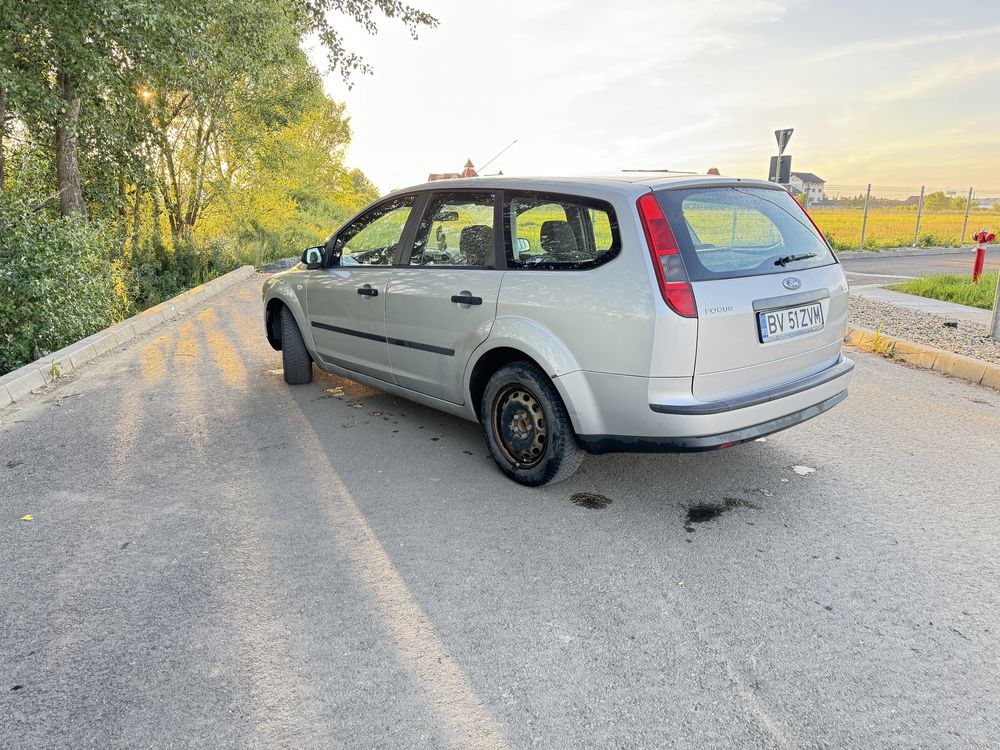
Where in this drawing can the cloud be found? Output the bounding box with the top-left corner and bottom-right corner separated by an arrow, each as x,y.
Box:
875,57 -> 1000,102
811,22 -> 1000,62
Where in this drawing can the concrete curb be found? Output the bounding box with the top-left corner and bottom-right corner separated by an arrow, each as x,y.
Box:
844,325 -> 1000,391
0,265 -> 255,408
836,246 -> 971,259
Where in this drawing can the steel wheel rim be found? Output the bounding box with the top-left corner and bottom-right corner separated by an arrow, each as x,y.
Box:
491,384 -> 547,469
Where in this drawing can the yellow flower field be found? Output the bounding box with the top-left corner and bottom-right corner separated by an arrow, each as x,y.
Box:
808,207 -> 1000,250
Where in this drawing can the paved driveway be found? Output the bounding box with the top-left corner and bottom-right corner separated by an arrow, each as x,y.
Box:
840,248 -> 999,287
2,276 -> 999,748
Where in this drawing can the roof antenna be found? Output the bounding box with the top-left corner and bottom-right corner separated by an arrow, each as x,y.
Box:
477,139 -> 518,175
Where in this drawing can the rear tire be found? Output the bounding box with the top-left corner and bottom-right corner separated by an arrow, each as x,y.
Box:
280,306 -> 313,385
481,362 -> 584,486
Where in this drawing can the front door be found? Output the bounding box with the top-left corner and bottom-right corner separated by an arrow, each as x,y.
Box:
308,196 -> 416,382
386,191 -> 502,403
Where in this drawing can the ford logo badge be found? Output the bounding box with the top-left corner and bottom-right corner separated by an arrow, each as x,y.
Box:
783,277 -> 802,290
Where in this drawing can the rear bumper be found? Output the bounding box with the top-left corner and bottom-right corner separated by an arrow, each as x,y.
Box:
577,389 -> 847,454
556,355 -> 854,454
649,356 -> 855,415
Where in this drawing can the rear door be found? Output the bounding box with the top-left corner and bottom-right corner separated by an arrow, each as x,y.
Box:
655,186 -> 848,401
307,195 -> 417,382
385,191 -> 503,403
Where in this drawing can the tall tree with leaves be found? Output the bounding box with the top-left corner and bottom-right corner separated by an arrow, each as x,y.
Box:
1,0 -> 435,218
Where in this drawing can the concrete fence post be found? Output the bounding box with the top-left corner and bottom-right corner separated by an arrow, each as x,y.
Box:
912,186 -> 925,247
960,187 -> 974,245
859,184 -> 872,250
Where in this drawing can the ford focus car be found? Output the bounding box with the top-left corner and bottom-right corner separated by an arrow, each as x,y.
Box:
262,173 -> 854,485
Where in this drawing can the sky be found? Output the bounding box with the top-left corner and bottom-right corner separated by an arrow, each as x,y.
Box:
308,0 -> 1000,194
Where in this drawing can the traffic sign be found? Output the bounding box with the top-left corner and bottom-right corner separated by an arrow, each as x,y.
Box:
775,128 -> 794,155
769,155 -> 791,183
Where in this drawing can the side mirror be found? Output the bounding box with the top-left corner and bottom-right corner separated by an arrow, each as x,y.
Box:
301,246 -> 324,267
516,237 -> 530,254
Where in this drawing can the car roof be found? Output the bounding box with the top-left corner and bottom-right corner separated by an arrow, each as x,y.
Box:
389,172 -> 782,197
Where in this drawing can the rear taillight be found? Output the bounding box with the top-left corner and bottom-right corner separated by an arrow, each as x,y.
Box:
636,193 -> 697,318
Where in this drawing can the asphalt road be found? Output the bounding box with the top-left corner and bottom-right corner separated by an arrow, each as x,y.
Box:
2,276 -> 999,749
840,248 -> 1000,287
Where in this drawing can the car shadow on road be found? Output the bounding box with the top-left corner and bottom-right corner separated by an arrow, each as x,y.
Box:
283,362 -> 828,541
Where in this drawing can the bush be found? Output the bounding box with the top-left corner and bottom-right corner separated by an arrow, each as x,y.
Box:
126,235 -> 239,310
0,200 -> 128,375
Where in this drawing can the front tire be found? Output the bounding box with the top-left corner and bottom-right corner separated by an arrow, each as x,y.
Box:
280,306 -> 313,385
481,362 -> 584,486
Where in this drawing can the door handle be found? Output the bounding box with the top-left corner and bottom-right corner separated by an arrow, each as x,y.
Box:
357,286 -> 378,298
451,294 -> 483,306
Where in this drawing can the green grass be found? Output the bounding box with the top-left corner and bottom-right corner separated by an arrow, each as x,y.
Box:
889,271 -> 999,310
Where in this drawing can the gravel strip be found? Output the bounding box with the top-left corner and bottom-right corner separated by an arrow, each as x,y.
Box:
259,256 -> 300,273
848,296 -> 1000,365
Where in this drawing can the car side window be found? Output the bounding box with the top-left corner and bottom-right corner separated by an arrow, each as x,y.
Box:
333,197 -> 415,266
409,192 -> 496,267
504,192 -> 620,270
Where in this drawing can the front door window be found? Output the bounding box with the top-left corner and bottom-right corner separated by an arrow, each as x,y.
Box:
334,197 -> 415,266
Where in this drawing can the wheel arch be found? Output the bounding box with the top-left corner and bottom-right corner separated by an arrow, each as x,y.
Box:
264,298 -> 285,350
468,347 -> 545,422
464,318 -> 586,427
262,276 -> 312,352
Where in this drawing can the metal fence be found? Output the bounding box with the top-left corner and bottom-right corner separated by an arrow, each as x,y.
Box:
801,185 -> 1000,251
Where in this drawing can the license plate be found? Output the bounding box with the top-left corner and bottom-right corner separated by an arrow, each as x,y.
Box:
758,302 -> 824,342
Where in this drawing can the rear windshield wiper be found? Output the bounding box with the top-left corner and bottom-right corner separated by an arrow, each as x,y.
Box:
774,253 -> 817,267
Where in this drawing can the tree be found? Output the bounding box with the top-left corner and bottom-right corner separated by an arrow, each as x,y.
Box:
1,0 -> 436,217
192,54 -> 381,254
922,191 -> 950,211
0,85 -> 6,192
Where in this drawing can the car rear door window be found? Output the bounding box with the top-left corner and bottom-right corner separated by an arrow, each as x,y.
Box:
503,192 -> 620,270
409,193 -> 496,267
656,186 -> 835,280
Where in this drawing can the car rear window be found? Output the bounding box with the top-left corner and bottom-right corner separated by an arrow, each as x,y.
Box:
503,191 -> 620,270
655,186 -> 836,281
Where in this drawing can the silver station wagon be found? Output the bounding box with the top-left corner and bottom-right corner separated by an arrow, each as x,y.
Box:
262,174 -> 854,485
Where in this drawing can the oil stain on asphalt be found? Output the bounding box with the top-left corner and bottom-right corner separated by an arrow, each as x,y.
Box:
685,497 -> 761,532
571,492 -> 612,510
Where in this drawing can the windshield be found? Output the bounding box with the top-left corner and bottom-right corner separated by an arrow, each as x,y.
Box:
655,186 -> 836,281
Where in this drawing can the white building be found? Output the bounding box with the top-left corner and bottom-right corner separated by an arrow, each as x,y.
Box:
786,172 -> 826,202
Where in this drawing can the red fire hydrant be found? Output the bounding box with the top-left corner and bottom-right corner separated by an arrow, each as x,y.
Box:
972,229 -> 995,282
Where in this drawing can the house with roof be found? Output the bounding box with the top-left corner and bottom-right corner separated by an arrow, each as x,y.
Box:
428,159 -> 479,181
785,172 -> 826,202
